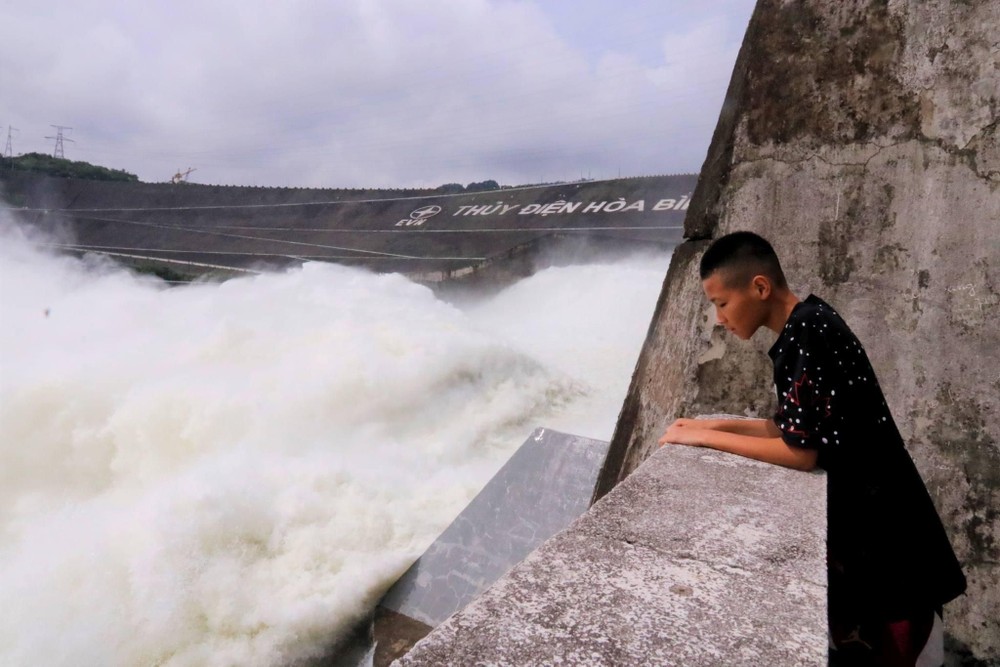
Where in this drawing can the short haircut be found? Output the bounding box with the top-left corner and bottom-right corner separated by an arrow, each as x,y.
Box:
699,231 -> 787,289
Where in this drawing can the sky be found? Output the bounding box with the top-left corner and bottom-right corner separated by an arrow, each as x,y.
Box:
1,0 -> 756,189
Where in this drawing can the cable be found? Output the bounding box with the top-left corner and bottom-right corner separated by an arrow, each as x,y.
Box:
48,212 -> 428,259
43,242 -> 486,262
51,247 -> 262,274
42,212 -> 492,261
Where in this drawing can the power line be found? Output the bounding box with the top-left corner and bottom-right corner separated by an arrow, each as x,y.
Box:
31,211 -> 674,268
34,211 -> 679,262
43,211 -> 487,261
42,245 -> 263,274
44,125 -> 74,159
40,242 -> 486,262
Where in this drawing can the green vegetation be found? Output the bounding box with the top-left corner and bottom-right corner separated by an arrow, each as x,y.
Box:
466,179 -> 500,192
5,152 -> 139,182
434,179 -> 501,194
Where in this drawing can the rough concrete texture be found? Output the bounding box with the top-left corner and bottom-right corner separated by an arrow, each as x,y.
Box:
374,428 -> 609,664
602,1 -> 999,661
398,441 -> 827,666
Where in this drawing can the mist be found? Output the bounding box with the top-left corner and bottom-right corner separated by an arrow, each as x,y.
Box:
0,215 -> 670,666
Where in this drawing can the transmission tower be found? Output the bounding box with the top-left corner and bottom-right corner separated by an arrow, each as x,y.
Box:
3,125 -> 17,163
45,125 -> 74,159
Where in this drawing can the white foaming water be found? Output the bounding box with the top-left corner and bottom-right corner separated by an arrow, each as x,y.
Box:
0,219 -> 670,666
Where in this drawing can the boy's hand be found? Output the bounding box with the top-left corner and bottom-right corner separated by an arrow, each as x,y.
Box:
658,418 -> 819,471
666,417 -> 704,430
658,419 -> 708,447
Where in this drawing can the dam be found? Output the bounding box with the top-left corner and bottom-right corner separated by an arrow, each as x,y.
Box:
2,0 -> 997,662
0,171 -> 695,282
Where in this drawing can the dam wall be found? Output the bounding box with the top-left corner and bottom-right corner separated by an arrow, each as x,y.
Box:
0,172 -> 695,278
601,0 -> 999,662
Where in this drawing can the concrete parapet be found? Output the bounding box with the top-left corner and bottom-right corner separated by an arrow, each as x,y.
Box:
398,442 -> 827,666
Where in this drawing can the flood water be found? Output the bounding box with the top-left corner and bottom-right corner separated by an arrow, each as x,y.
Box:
0,217 -> 670,666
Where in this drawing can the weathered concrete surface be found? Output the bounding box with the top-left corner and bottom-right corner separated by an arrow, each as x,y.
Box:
373,428 -> 609,665
399,441 -> 827,666
602,1 -> 999,661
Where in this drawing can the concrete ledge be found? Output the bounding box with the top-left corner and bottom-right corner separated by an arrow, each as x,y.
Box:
398,445 -> 827,666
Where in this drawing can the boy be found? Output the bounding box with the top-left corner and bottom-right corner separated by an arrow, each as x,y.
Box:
658,231 -> 966,666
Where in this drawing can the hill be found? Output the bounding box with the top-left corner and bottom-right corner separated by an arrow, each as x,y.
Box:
5,153 -> 139,182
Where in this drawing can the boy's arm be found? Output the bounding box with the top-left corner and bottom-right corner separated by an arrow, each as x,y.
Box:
668,417 -> 782,438
659,424 -> 817,471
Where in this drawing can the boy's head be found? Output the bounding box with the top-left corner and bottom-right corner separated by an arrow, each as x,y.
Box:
699,231 -> 790,339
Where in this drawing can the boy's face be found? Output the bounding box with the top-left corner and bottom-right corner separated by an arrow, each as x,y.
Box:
701,270 -> 769,340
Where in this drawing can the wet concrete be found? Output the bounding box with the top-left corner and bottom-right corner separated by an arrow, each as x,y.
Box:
373,428 -> 609,665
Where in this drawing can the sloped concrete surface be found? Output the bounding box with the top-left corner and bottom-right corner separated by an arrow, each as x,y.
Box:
373,428 -> 609,664
380,428 -> 610,626
398,443 -> 826,666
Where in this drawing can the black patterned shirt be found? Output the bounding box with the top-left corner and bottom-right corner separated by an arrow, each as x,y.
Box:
768,294 -> 965,620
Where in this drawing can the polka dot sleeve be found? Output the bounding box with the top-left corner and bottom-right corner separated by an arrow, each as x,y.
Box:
771,314 -> 846,451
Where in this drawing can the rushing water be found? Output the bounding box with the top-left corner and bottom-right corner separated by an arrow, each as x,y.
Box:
0,218 -> 670,666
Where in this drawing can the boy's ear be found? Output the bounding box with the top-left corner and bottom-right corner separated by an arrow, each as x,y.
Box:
751,274 -> 772,299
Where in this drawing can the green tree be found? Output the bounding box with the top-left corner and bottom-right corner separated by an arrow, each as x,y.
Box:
7,153 -> 139,182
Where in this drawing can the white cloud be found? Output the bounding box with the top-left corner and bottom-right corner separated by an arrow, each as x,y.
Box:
1,0 -> 755,187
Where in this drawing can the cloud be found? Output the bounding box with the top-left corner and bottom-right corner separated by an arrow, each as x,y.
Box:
1,0 -> 754,187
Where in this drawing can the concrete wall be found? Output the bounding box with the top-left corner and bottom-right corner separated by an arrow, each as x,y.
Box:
601,0 -> 999,662
400,443 -> 827,666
